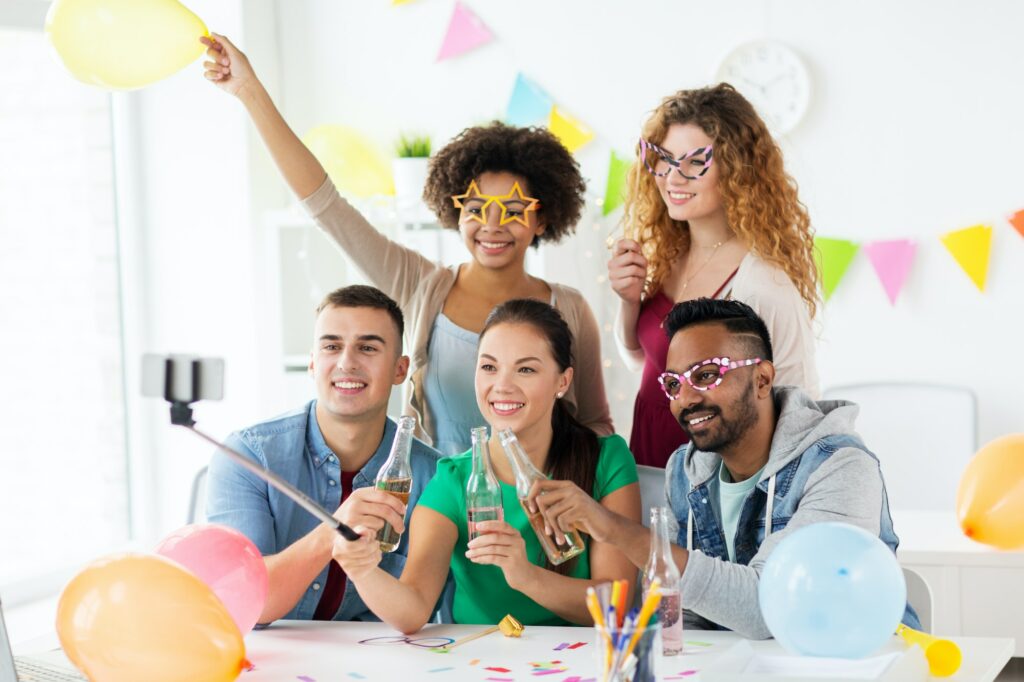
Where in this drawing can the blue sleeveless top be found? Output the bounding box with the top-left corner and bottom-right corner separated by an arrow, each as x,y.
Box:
424,313 -> 486,455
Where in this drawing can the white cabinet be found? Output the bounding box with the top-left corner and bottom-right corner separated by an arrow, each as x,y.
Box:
894,510 -> 1024,655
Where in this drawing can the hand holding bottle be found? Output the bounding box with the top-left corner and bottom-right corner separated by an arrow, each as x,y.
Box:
525,479 -> 615,544
465,520 -> 537,590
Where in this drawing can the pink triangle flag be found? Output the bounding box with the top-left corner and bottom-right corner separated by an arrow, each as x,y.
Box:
863,239 -> 917,305
436,1 -> 493,61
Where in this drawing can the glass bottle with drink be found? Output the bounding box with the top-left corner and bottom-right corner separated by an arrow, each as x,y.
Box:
497,427 -> 585,565
466,426 -> 504,540
643,506 -> 682,655
374,415 -> 415,553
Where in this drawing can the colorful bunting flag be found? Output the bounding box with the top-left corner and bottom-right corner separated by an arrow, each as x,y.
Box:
436,1 -> 493,62
602,151 -> 632,216
505,73 -> 553,127
940,224 -> 992,292
392,0 -> 416,5
1009,209 -> 1024,240
548,106 -> 594,154
863,239 -> 917,306
815,237 -> 859,302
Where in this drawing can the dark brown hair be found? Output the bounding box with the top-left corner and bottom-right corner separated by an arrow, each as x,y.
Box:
422,122 -> 587,244
480,298 -> 599,574
316,285 -> 405,350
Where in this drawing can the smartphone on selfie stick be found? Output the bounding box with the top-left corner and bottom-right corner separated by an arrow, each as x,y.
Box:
141,354 -> 360,541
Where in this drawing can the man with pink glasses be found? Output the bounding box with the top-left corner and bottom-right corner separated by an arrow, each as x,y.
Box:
524,298 -> 919,637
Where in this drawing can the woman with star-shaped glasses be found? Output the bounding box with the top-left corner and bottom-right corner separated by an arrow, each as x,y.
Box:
607,83 -> 821,469
202,34 -> 613,456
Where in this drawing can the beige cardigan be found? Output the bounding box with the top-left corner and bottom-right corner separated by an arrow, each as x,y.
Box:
615,253 -> 821,398
302,178 -> 614,445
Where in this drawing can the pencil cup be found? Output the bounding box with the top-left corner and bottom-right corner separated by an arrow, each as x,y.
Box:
593,622 -> 661,682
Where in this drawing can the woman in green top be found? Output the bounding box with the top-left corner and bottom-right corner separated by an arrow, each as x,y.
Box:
332,299 -> 641,632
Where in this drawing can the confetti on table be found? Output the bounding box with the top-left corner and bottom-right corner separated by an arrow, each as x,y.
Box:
685,640 -> 712,647
532,670 -> 563,677
665,671 -> 698,679
429,647 -> 450,654
469,659 -> 480,666
346,675 -> 366,680
567,642 -> 587,649
428,667 -> 455,673
485,667 -> 512,673
485,678 -> 515,682
553,642 -> 570,651
297,677 -> 316,682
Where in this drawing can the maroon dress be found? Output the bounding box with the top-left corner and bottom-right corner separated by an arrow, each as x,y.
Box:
629,271 -> 738,468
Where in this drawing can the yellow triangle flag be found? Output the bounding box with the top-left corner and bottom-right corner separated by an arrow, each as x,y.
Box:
548,105 -> 594,153
940,224 -> 992,292
392,0 -> 415,5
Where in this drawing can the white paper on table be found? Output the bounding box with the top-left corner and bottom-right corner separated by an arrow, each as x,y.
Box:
741,651 -> 899,677
698,641 -> 929,682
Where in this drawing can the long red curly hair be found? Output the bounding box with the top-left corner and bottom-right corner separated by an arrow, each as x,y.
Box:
622,83 -> 819,318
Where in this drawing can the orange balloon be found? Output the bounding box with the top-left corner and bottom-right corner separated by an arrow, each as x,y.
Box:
57,553 -> 247,682
957,434 -> 1024,549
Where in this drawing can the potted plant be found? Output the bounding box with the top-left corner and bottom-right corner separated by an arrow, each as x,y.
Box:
392,133 -> 431,210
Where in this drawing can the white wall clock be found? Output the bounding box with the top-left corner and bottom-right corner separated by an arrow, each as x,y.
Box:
715,40 -> 812,135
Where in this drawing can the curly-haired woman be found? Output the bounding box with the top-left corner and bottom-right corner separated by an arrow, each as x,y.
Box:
203,34 -> 612,454
608,84 -> 820,468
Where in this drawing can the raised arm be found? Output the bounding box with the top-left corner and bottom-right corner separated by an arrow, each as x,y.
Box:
202,33 -> 326,200
202,32 -> 439,307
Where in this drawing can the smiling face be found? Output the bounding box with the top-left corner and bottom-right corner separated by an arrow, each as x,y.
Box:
457,171 -> 546,271
475,321 -> 572,440
665,322 -> 768,453
310,305 -> 409,423
654,123 -> 726,224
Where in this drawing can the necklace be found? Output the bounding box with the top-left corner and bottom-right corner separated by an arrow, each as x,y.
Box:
679,235 -> 734,293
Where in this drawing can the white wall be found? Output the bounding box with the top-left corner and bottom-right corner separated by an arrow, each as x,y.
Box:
136,0 -> 1024,534
259,0 -> 1024,444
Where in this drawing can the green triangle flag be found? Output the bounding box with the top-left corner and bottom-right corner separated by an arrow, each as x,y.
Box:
815,237 -> 859,301
602,150 -> 632,216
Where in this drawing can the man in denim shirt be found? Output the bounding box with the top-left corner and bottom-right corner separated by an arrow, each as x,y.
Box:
526,299 -> 919,637
206,285 -> 442,624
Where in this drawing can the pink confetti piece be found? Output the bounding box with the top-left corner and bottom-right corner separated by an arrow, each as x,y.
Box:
485,667 -> 512,673
567,642 -> 587,649
485,678 -> 515,682
533,670 -> 564,676
297,677 -> 316,682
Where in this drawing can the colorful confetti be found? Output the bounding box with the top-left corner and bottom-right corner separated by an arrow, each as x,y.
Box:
346,675 -> 366,680
485,678 -> 515,682
485,668 -> 512,673
297,677 -> 315,682
684,640 -> 712,647
665,671 -> 698,679
469,659 -> 480,666
428,667 -> 455,673
567,642 -> 587,649
553,642 -> 570,651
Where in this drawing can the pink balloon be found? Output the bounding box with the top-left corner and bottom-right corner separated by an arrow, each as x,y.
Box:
155,524 -> 268,634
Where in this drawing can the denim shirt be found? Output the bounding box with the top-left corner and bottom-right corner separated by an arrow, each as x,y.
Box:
667,433 -> 921,631
206,400 -> 442,622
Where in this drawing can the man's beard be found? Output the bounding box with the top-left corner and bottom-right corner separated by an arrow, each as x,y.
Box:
678,381 -> 759,453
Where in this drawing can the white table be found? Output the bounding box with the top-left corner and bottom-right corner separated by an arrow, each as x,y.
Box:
240,621 -> 1014,682
894,510 -> 1024,656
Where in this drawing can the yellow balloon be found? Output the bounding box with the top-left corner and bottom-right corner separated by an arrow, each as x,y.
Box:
302,125 -> 395,198
45,0 -> 208,90
957,434 -> 1024,549
57,553 -> 247,682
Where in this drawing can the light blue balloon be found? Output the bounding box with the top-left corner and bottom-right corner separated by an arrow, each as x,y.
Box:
758,522 -> 906,658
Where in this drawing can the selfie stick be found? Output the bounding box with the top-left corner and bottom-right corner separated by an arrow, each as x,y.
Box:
161,359 -> 361,542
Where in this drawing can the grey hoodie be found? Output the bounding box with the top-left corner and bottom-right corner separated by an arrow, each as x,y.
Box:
666,386 -> 904,639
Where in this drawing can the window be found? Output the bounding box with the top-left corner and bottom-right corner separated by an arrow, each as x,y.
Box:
0,26 -> 129,599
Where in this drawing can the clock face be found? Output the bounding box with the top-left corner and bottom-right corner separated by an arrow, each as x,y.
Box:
715,41 -> 811,135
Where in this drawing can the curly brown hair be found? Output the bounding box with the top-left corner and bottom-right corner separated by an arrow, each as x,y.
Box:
623,83 -> 819,318
422,122 -> 587,244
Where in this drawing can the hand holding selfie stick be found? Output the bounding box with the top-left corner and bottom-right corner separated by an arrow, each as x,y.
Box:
147,355 -> 360,542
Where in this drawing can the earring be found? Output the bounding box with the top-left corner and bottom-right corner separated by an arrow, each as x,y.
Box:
556,392 -> 564,399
